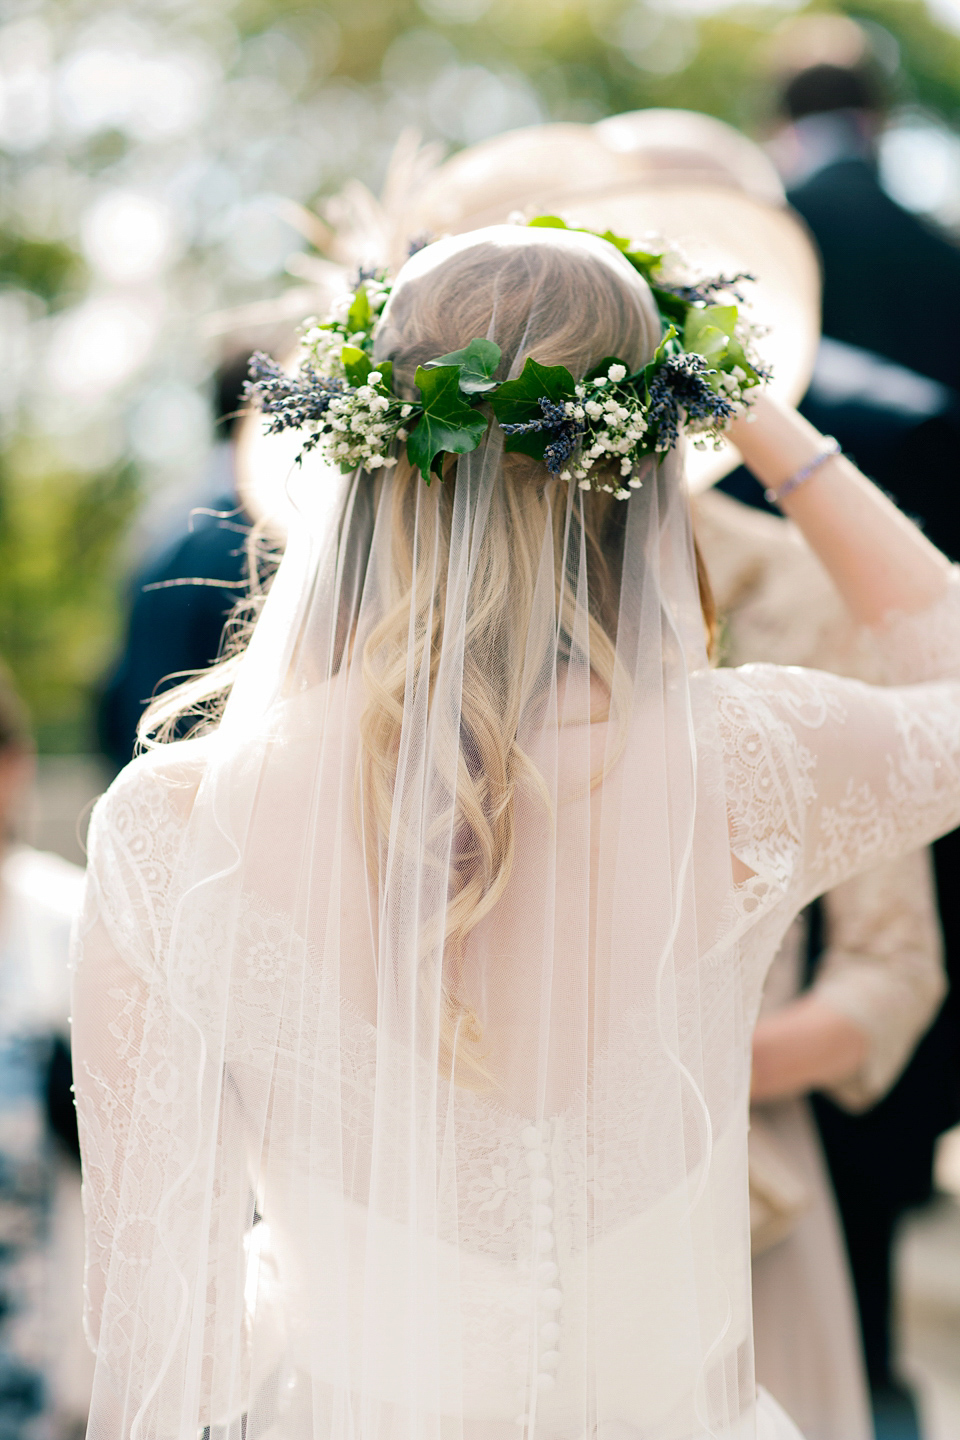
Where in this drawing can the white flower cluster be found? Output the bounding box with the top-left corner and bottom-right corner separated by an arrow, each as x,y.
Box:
561,363 -> 649,502
300,324 -> 344,374
323,372 -> 407,471
301,275 -> 391,375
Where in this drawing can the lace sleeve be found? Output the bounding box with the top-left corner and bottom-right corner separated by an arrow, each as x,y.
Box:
866,569 -> 960,684
69,751 -> 202,1357
811,846 -> 946,1112
715,657 -> 960,909
71,902 -> 156,1355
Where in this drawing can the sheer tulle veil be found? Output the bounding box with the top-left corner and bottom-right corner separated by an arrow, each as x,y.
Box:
76,226 -> 759,1440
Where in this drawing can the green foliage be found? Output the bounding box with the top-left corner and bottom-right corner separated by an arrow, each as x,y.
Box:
425,339 -> 501,394
0,444 -> 139,752
491,358 -> 577,464
683,305 -> 760,384
0,231 -> 85,305
407,365 -> 489,481
492,357 -> 577,423
528,215 -> 664,279
345,285 -> 374,335
340,345 -> 374,385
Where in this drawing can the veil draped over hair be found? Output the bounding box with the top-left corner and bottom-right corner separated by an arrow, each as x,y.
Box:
73,229 -> 773,1440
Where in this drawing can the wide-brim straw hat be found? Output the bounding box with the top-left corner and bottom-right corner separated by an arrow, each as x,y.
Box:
392,111 -> 821,493
237,112 -> 821,528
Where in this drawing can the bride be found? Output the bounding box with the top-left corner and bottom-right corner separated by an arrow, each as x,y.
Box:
72,224 -> 960,1440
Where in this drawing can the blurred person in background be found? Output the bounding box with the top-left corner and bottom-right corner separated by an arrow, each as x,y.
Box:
98,354 -> 254,770
764,21 -> 960,1430
0,666 -> 90,1440
771,15 -> 960,393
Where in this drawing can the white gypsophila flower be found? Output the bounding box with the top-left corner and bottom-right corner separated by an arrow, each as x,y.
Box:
607,363 -> 626,382
368,371 -> 382,384
585,400 -> 604,419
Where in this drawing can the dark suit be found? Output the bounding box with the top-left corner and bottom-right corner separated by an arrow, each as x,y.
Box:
99,495 -> 249,768
788,157 -> 960,391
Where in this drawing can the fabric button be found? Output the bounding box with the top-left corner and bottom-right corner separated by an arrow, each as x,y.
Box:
525,1152 -> 547,1173
535,1205 -> 553,1225
539,1287 -> 563,1311
539,1350 -> 561,1371
537,1262 -> 559,1284
539,1320 -> 561,1345
530,1178 -> 553,1200
521,1126 -> 541,1148
536,1230 -> 554,1253
536,1373 -> 556,1393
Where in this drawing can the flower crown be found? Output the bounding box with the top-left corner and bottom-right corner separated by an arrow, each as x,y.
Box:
245,216 -> 770,501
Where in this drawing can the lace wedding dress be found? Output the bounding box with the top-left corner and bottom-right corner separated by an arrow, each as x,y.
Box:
70,229 -> 960,1440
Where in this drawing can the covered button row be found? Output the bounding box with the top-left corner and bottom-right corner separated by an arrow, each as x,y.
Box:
524,1125 -> 561,1397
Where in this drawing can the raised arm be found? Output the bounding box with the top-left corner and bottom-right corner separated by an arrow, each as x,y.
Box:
727,394 -> 953,626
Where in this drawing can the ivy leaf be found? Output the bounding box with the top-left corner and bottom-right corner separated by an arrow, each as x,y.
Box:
425,337 -> 502,393
340,346 -> 372,386
346,286 -> 373,335
406,364 -> 488,482
492,356 -> 576,425
490,356 -> 576,464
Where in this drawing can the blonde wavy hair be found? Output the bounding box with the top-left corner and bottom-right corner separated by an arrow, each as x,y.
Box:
142,233 -> 716,1085
356,235 -> 714,1081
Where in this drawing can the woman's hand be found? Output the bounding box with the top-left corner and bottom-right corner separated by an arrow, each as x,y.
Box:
751,991 -> 870,1103
727,393 -> 953,626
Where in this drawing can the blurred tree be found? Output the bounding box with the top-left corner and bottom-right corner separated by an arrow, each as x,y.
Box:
0,445 -> 138,751
0,232 -> 85,307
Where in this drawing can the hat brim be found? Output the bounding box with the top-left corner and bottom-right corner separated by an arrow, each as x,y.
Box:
238,165 -> 822,529
555,183 -> 821,492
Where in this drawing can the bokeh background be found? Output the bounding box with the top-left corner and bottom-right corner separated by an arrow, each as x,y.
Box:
3,0 -> 960,758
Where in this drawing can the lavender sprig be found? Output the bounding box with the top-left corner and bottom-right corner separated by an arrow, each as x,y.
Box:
243,353 -> 349,455
646,353 -> 736,452
500,396 -> 587,474
658,271 -> 755,307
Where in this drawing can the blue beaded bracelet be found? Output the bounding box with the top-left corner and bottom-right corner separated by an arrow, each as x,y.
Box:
764,437 -> 841,507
